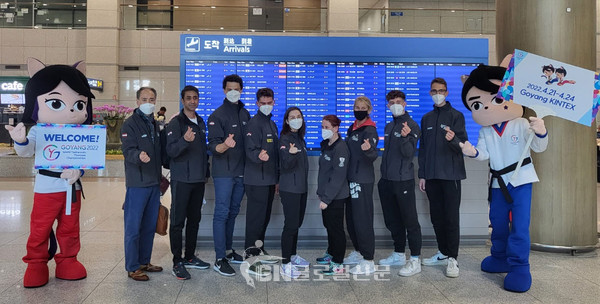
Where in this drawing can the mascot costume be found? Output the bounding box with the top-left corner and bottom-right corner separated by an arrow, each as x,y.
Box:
459,56 -> 548,292
5,58 -> 95,288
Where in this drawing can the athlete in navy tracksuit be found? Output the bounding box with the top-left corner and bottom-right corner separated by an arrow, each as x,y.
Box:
378,90 -> 422,267
344,96 -> 378,274
243,88 -> 279,256
317,115 -> 349,275
278,107 -> 310,275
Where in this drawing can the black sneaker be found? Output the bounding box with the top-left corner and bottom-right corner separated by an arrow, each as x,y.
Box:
172,262 -> 191,280
213,258 -> 235,276
257,250 -> 279,264
183,256 -> 210,269
226,250 -> 244,264
246,261 -> 271,277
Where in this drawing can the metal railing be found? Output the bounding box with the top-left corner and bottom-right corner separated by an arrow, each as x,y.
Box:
121,3 -> 327,33
0,2 -> 496,35
0,1 -> 87,29
359,7 -> 496,35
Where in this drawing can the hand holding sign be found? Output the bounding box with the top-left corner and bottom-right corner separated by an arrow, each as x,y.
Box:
510,106 -> 554,183
60,169 -> 81,185
529,116 -> 547,135
4,122 -> 26,144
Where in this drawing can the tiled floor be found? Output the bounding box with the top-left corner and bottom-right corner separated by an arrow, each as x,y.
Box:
0,178 -> 599,304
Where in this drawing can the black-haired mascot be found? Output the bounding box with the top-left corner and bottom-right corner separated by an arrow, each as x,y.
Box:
4,58 -> 95,288
459,56 -> 548,292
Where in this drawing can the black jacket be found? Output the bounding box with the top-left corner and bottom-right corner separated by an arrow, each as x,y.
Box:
345,121 -> 379,184
418,101 -> 467,180
166,111 -> 208,183
317,137 -> 350,204
278,131 -> 308,194
243,111 -> 279,186
207,99 -> 251,177
381,113 -> 421,181
121,109 -> 163,188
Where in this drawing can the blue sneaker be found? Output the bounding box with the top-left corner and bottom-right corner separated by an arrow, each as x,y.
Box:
316,252 -> 332,265
321,262 -> 344,276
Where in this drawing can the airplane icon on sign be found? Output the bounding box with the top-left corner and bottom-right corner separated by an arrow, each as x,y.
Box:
185,37 -> 200,52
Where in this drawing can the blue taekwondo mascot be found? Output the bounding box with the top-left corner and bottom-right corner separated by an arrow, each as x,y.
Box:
459,56 -> 549,292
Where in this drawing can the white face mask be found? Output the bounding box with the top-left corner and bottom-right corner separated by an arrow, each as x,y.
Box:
226,90 -> 240,103
259,105 -> 273,116
432,94 -> 445,106
390,104 -> 404,117
139,103 -> 155,115
322,129 -> 334,140
288,118 -> 303,130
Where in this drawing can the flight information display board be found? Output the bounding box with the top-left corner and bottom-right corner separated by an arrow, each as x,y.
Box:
183,60 -> 479,149
180,35 -> 488,151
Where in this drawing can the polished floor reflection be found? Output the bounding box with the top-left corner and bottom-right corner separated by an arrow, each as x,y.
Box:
0,178 -> 598,304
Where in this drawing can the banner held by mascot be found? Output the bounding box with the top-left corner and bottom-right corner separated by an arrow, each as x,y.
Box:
4,58 -> 95,288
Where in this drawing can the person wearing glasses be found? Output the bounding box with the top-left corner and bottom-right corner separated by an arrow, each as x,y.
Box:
418,78 -> 467,278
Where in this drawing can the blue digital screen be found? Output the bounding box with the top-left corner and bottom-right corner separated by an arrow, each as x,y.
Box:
183,60 -> 479,150
180,35 -> 488,151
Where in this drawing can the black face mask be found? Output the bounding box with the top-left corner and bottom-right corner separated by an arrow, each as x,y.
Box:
354,110 -> 368,121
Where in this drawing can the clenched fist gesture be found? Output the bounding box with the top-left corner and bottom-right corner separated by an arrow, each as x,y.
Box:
139,151 -> 150,163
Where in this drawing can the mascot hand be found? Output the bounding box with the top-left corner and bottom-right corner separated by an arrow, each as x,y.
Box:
529,117 -> 547,135
459,141 -> 477,157
60,169 -> 82,185
4,123 -> 27,144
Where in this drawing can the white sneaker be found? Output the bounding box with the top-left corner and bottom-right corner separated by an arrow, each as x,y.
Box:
445,257 -> 459,278
422,251 -> 448,266
280,262 -> 301,279
343,251 -> 363,265
349,260 -> 375,275
399,257 -> 421,277
291,255 -> 310,268
378,252 -> 406,266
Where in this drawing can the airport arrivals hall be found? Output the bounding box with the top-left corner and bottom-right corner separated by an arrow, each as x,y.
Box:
0,1 -> 599,303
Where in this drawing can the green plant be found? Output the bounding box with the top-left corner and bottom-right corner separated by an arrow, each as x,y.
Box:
105,149 -> 123,155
